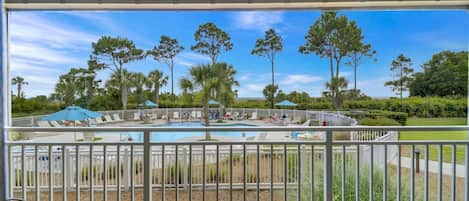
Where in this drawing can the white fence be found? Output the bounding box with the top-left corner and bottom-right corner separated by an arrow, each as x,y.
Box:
12,108 -> 357,127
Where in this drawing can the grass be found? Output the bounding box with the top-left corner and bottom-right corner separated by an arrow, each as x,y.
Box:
400,117 -> 467,140
399,117 -> 467,164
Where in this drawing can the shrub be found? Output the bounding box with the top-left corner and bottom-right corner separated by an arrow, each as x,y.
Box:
345,110 -> 408,125
358,117 -> 400,126
342,97 -> 466,118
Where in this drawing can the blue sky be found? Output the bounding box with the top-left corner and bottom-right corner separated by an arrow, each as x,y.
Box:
8,10 -> 469,98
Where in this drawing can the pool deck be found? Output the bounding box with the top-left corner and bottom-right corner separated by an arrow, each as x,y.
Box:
22,119 -> 305,142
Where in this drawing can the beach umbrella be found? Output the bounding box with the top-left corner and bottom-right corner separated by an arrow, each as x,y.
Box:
42,105 -> 102,121
275,100 -> 298,107
144,100 -> 158,107
208,99 -> 219,105
42,105 -> 102,140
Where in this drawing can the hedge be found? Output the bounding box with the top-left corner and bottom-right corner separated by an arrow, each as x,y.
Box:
358,117 -> 400,126
345,110 -> 408,125
342,97 -> 466,118
233,97 -> 467,118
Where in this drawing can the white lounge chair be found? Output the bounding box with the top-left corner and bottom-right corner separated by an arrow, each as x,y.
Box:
104,115 -> 114,123
239,112 -> 248,120
173,112 -> 180,120
133,112 -> 141,121
273,113 -> 279,119
232,112 -> 239,120
249,112 -> 258,120
151,113 -> 158,120
37,121 -> 51,127
113,114 -> 123,122
196,111 -> 202,119
87,118 -> 98,126
95,117 -> 104,124
50,120 -> 62,127
191,111 -> 197,119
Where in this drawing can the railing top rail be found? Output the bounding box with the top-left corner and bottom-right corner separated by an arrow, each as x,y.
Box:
5,140 -> 328,145
4,1 -> 469,10
7,125 -> 469,132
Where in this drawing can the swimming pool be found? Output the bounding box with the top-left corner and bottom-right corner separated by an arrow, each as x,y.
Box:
98,122 -> 259,142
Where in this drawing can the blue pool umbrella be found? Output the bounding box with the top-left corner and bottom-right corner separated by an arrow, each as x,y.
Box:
208,99 -> 219,105
42,105 -> 102,121
144,100 -> 158,107
275,100 -> 298,107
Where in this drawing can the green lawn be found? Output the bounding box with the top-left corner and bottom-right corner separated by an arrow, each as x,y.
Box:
399,117 -> 468,164
400,117 -> 467,140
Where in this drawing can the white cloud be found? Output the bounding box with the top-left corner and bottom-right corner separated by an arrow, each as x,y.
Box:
9,12 -> 97,49
10,42 -> 82,65
9,12 -> 95,97
339,71 -> 353,78
62,11 -> 154,46
407,31 -> 467,50
9,57 -> 63,74
231,11 -> 284,32
279,74 -> 322,85
236,73 -> 325,97
246,83 -> 265,91
20,75 -> 59,97
356,76 -> 395,98
238,74 -> 251,81
236,83 -> 267,97
174,52 -> 211,67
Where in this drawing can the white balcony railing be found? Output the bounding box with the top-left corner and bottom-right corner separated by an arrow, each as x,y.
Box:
4,125 -> 469,201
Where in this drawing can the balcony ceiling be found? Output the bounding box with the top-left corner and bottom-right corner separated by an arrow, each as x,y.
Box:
4,0 -> 469,10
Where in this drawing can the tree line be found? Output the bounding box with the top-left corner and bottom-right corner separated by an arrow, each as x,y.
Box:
384,51 -> 467,98
11,11 -> 468,117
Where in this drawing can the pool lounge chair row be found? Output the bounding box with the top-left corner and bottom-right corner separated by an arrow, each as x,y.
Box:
130,111 -> 261,121
37,120 -> 84,127
172,111 -> 203,120
223,112 -> 248,120
36,114 -> 124,127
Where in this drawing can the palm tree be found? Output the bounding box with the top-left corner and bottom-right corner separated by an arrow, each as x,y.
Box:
11,76 -> 28,99
180,78 -> 194,105
180,78 -> 193,94
325,77 -> 348,109
187,63 -> 238,140
188,64 -> 217,140
131,72 -> 147,105
146,70 -> 168,104
211,63 -> 239,114
106,69 -> 133,109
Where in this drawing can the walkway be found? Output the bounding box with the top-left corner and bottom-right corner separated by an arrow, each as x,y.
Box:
391,157 -> 466,178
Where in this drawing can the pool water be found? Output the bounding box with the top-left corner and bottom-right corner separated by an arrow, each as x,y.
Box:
98,122 -> 259,142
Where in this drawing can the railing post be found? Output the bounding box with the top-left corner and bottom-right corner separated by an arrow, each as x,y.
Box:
182,147 -> 188,188
67,148 -> 75,191
64,148 -> 71,191
324,131 -> 333,201
124,147 -> 130,190
0,3 -> 8,198
301,145 -> 306,176
143,130 -> 152,201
